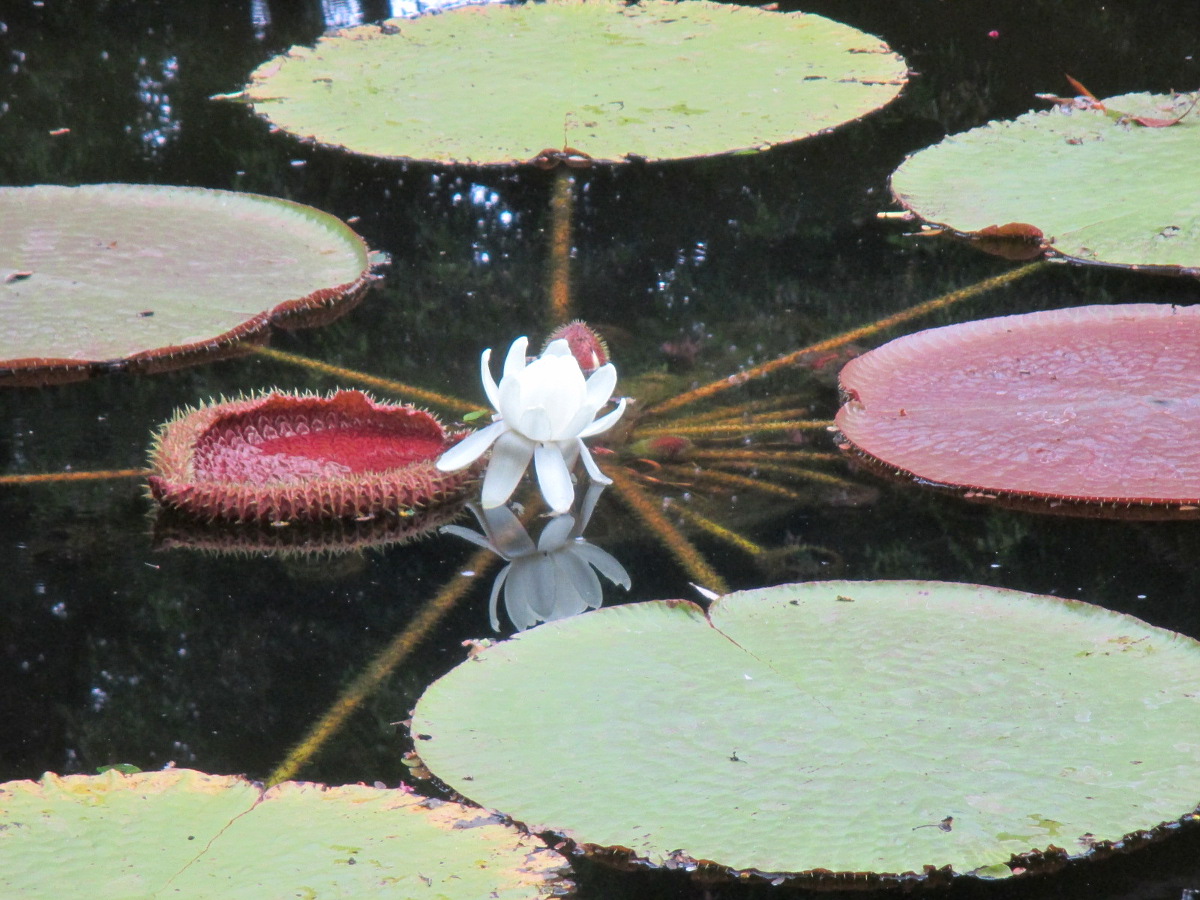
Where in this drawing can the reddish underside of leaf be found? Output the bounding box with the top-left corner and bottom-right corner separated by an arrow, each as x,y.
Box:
150,390 -> 476,522
835,304 -> 1200,516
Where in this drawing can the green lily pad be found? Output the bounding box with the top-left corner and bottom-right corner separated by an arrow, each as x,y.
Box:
0,768 -> 569,899
890,92 -> 1200,272
233,0 -> 908,165
412,582 -> 1200,886
0,184 -> 375,387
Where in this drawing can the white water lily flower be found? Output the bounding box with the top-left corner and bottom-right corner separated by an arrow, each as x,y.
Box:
436,335 -> 627,514
442,485 -> 630,631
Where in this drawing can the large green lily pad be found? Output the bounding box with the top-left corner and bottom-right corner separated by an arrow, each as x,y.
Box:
0,184 -> 374,386
891,92 -> 1200,272
233,0 -> 908,165
412,582 -> 1200,886
0,768 -> 568,898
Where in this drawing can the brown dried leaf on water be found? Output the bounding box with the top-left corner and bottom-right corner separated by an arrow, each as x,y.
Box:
1116,91 -> 1200,127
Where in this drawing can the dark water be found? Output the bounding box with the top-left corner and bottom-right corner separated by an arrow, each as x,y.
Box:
2,1 -> 1200,897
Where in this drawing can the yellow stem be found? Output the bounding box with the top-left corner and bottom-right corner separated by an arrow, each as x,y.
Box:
608,467 -> 729,594
707,460 -> 861,490
662,407 -> 821,433
731,409 -> 823,424
646,261 -> 1047,416
253,346 -> 479,415
660,464 -> 809,502
670,503 -> 765,557
0,468 -> 145,485
547,167 -> 575,327
689,449 -> 843,464
666,396 -> 804,426
267,545 -> 499,786
634,420 -> 831,439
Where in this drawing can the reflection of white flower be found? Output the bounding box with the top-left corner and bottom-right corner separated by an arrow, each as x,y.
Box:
436,336 -> 626,514
442,485 -> 630,631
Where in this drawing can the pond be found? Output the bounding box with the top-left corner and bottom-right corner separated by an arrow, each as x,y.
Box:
2,0 -> 1200,897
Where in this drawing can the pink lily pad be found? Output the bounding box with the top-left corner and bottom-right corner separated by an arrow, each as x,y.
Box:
834,304 -> 1200,519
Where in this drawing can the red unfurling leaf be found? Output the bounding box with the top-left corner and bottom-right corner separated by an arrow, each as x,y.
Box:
976,223 -> 1045,241
1064,74 -> 1099,102
970,223 -> 1046,261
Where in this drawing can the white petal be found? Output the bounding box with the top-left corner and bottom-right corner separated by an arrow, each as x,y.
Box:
537,513 -> 577,552
488,564 -> 512,631
510,355 -> 586,439
534,442 -> 576,514
514,406 -> 555,443
575,482 -> 606,534
583,363 -> 617,412
502,336 -> 530,379
578,397 -> 627,439
542,338 -> 572,358
481,431 -> 534,508
558,439 -> 581,471
475,503 -> 536,558
480,347 -> 500,410
572,541 -> 632,590
578,442 -> 612,486
436,419 -> 507,472
504,558 -> 544,630
557,548 -> 603,610
439,524 -> 496,553
519,553 -> 563,620
531,554 -> 559,617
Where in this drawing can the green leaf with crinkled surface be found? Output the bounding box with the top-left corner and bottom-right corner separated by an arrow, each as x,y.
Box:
891,92 -> 1200,271
235,0 -> 907,165
0,184 -> 372,386
412,581 -> 1200,884
0,768 -> 568,899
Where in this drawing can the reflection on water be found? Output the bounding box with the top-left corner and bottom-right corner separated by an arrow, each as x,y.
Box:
132,53 -> 179,157
321,0 -> 365,30
3,1 -> 1200,896
443,484 -> 631,630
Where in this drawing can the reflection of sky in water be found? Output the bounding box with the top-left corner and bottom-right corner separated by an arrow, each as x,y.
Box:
241,0 -> 515,43
2,27 -> 19,119
655,241 -> 709,309
443,177 -> 518,266
132,55 -> 179,157
321,0 -> 364,30
390,0 -> 507,18
250,0 -> 270,40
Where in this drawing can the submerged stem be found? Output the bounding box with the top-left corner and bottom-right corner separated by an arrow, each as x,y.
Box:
689,449 -> 842,464
547,167 -> 575,327
608,467 -> 729,595
253,346 -> 478,415
670,502 -> 765,557
0,468 -> 145,484
634,420 -> 831,439
646,261 -> 1047,416
266,544 -> 499,786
